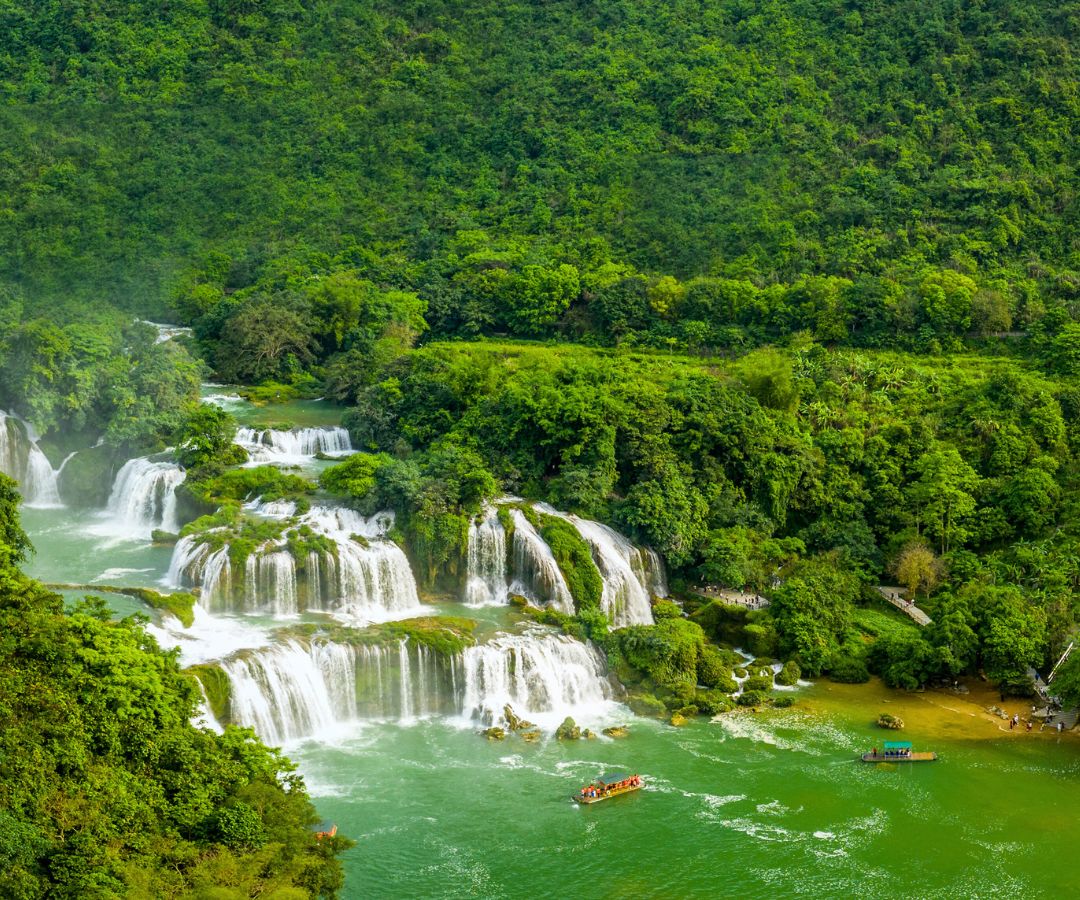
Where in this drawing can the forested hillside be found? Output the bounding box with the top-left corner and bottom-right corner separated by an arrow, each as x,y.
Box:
2,0 -> 1078,350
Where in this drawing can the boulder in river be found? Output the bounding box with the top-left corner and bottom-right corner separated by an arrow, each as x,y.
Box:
483,727 -> 506,741
602,725 -> 629,739
555,716 -> 581,740
503,704 -> 536,732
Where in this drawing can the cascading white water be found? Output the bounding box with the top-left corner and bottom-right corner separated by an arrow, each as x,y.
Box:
167,534 -> 233,606
218,638 -> 455,741
460,629 -> 614,727
464,506 -> 509,606
222,640 -> 360,744
302,505 -> 394,539
0,411 -> 62,507
168,505 -> 421,620
302,506 -> 421,621
235,426 -> 352,464
507,508 -> 575,614
244,546 -> 299,615
536,504 -> 659,627
104,457 -> 186,538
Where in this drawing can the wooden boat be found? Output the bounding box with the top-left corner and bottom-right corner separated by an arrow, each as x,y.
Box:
861,740 -> 937,763
574,771 -> 643,804
313,821 -> 338,839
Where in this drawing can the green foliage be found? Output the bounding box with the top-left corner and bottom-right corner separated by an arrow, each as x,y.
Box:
770,556 -> 860,677
0,317 -> 201,449
190,466 -> 315,508
614,617 -> 709,689
0,498 -> 346,896
775,661 -> 801,686
174,404 -> 243,471
319,452 -> 394,503
1,0 -> 1075,362
736,690 -> 768,708
538,514 -> 604,615
742,674 -> 774,694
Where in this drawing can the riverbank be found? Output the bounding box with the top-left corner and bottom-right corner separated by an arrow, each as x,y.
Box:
800,676 -> 1078,746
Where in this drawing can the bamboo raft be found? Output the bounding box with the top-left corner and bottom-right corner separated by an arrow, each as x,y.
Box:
574,772 -> 642,804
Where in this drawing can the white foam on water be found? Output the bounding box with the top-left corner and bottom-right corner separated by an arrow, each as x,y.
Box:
92,567 -> 156,582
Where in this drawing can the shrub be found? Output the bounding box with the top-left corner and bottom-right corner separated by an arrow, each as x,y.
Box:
775,660 -> 802,686
743,674 -> 773,694
736,689 -> 768,707
695,690 -> 735,715
210,803 -> 266,850
652,599 -> 683,620
828,651 -> 870,683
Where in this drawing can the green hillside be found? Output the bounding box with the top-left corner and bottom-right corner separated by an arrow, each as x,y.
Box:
1,0 -> 1077,348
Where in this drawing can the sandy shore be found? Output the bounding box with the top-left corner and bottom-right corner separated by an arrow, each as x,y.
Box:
803,676 -> 1078,744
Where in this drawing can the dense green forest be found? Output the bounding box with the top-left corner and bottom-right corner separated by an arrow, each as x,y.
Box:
2,0 -> 1079,353
0,476 -> 348,898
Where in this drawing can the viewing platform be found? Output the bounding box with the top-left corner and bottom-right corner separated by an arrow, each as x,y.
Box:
692,586 -> 770,610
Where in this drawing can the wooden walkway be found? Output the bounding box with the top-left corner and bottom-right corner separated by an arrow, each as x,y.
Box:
875,586 -> 932,626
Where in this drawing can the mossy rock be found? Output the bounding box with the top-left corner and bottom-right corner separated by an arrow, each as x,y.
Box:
675,705 -> 699,719
772,696 -> 796,709
537,513 -> 603,615
775,660 -> 801,687
520,729 -> 542,743
555,716 -> 581,740
877,713 -> 905,730
669,713 -> 690,727
582,729 -> 598,740
508,594 -> 529,608
734,666 -> 748,678
736,689 -> 768,707
57,444 -> 119,508
503,705 -> 536,732
602,725 -> 630,739
742,674 -> 774,694
187,664 -> 231,722
151,529 -> 180,545
482,727 -> 506,741
695,691 -> 735,715
628,693 -> 666,718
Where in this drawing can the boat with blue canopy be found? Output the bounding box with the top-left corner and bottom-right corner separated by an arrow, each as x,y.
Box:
861,740 -> 937,763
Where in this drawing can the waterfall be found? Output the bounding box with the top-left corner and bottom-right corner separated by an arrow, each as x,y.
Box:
0,411 -> 62,508
169,505 -> 421,620
302,506 -> 421,621
167,534 -> 233,607
507,508 -> 574,614
218,638 -> 452,741
105,457 -> 186,538
221,640 -> 359,745
536,504 -> 659,627
235,426 -> 352,464
464,506 -> 509,606
244,547 -> 299,615
312,540 -> 422,621
460,629 -> 614,727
